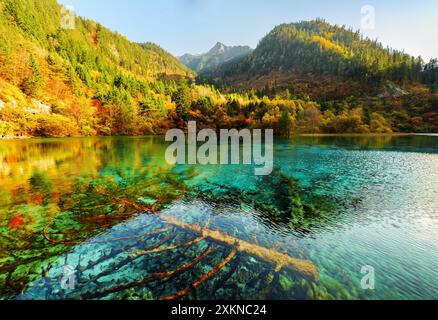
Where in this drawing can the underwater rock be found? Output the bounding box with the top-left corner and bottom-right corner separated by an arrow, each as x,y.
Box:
112,288 -> 154,300
266,273 -> 275,284
189,167 -> 340,231
320,274 -> 351,300
279,274 -> 295,292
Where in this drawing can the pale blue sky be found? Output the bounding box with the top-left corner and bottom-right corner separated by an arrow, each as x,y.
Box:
58,0 -> 438,60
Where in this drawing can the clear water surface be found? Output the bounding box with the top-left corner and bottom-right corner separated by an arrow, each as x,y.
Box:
0,135 -> 437,300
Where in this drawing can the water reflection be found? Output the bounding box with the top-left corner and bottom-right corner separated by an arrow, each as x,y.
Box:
291,134 -> 438,153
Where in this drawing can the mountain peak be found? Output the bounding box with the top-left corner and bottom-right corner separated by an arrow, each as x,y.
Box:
179,43 -> 252,73
210,42 -> 226,54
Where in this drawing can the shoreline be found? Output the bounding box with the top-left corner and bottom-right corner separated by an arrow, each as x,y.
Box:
0,136 -> 30,140
1,133 -> 437,140
293,133 -> 427,137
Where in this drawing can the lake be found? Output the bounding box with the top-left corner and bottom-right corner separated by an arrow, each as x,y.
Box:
0,135 -> 437,300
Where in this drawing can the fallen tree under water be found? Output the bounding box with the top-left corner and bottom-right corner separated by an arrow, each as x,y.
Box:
1,166 -> 338,300
41,190 -> 318,300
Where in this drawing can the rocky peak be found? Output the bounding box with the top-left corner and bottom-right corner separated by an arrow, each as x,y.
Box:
209,42 -> 226,54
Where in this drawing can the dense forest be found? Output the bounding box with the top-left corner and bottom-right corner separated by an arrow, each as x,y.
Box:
0,1 -> 437,137
201,19 -> 438,92
0,0 -> 194,137
199,19 -> 438,132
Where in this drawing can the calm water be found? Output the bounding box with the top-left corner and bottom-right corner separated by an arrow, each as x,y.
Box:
0,135 -> 437,300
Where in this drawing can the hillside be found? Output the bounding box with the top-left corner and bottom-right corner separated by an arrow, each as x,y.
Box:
180,42 -> 252,73
0,3 -> 437,137
198,20 -> 438,132
200,20 -> 436,97
0,0 -> 194,137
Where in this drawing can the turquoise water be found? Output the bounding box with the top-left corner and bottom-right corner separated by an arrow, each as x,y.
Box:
0,135 -> 437,300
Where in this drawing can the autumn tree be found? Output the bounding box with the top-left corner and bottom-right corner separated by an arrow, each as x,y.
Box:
21,54 -> 44,97
173,84 -> 192,121
279,110 -> 294,136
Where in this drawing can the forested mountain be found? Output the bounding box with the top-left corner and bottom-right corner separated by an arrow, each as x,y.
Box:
180,42 -> 252,73
200,19 -> 437,98
197,19 -> 438,132
0,0 -> 193,136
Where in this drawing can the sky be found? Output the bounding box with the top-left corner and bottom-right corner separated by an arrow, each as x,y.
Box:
58,0 -> 438,60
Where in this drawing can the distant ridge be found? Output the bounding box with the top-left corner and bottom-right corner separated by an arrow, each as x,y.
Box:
179,42 -> 252,73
